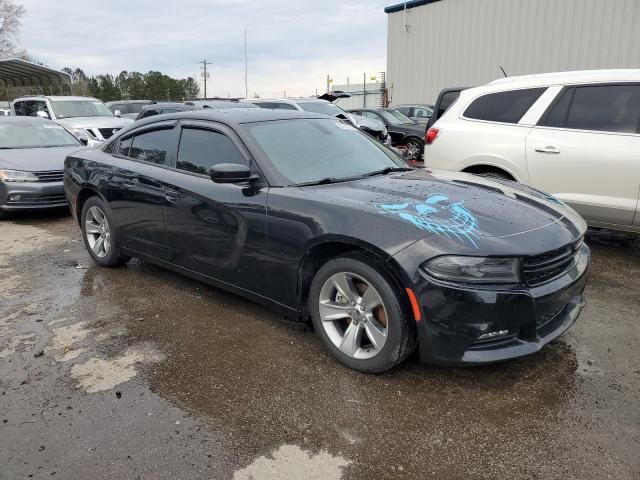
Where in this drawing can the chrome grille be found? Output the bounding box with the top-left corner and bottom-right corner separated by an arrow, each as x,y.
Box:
522,244 -> 577,286
34,170 -> 64,182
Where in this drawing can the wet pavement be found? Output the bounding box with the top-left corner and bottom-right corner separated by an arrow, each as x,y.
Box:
1,212 -> 639,479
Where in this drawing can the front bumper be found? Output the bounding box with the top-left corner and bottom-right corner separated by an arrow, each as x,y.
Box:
0,181 -> 68,211
412,245 -> 590,365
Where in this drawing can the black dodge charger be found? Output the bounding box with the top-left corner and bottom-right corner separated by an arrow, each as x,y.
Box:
63,109 -> 590,373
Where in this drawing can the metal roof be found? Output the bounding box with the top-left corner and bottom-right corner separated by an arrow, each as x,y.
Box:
0,58 -> 72,88
384,0 -> 443,14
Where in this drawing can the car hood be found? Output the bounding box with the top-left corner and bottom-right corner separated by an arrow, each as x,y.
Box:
0,145 -> 85,172
301,169 -> 586,253
56,116 -> 134,129
343,113 -> 384,133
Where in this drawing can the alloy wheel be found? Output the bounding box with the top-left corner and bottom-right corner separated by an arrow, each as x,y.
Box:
318,272 -> 389,360
85,206 -> 111,258
406,140 -> 422,160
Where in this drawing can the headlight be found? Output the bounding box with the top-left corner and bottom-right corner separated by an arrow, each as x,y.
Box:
0,169 -> 39,182
67,127 -> 92,142
422,256 -> 522,284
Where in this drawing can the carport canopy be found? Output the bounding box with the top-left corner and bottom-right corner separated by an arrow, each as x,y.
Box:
0,58 -> 72,89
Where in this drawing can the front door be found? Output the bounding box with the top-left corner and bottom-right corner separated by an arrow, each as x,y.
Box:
161,121 -> 268,293
526,83 -> 640,226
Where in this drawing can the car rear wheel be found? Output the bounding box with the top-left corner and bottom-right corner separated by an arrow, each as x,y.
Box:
81,197 -> 129,267
309,254 -> 416,373
404,137 -> 423,161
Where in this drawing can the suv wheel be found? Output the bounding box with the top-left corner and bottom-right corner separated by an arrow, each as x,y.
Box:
309,254 -> 416,373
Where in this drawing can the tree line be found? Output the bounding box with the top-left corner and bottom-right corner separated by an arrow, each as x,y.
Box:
62,68 -> 201,101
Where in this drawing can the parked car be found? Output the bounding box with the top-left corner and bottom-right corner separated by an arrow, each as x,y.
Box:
12,95 -> 133,145
349,108 -> 426,161
0,116 -> 83,217
0,109 -> 11,116
392,104 -> 434,124
247,98 -> 391,145
425,69 -> 640,234
185,99 -> 257,109
135,102 -> 197,120
426,87 -> 469,129
64,109 -> 589,372
106,100 -> 153,119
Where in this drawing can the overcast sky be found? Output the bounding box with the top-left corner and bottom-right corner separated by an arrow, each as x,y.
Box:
19,0 -> 392,98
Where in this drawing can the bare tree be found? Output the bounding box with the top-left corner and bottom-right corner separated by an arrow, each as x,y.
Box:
0,0 -> 25,58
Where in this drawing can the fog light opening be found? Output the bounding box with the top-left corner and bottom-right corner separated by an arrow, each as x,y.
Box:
9,194 -> 21,201
477,329 -> 509,340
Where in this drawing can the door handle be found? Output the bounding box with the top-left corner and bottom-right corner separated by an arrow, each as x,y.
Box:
164,189 -> 180,203
534,146 -> 561,154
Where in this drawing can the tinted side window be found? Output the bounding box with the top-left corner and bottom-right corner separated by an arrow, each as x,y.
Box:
130,129 -> 173,165
13,101 -> 26,115
566,85 -> 640,133
539,88 -> 574,128
395,106 -> 410,115
464,88 -> 546,124
437,91 -> 461,118
118,137 -> 132,156
177,128 -> 245,175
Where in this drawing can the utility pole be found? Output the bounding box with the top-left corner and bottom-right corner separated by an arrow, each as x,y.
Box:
198,59 -> 210,99
244,30 -> 248,99
363,72 -> 366,108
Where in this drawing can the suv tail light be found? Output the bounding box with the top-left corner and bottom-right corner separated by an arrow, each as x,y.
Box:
425,128 -> 439,145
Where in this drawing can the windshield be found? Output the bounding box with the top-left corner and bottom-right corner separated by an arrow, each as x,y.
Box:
298,101 -> 346,117
0,122 -> 80,148
379,110 -> 415,125
50,100 -> 113,119
246,119 -> 407,185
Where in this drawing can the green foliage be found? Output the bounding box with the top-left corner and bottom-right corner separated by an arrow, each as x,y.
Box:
63,67 -> 200,101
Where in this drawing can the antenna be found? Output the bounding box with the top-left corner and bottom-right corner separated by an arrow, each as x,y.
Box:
499,65 -> 508,77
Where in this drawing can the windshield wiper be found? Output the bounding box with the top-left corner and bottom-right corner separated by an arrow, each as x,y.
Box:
294,177 -> 340,187
362,167 -> 415,177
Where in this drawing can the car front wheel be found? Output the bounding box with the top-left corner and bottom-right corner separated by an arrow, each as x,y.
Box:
404,137 -> 423,161
81,196 -> 130,267
309,254 -> 416,373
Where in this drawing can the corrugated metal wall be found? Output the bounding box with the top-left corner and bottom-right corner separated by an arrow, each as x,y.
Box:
386,0 -> 640,105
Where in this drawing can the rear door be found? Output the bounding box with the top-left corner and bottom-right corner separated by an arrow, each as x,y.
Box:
526,83 -> 640,226
105,121 -> 177,260
161,120 -> 268,292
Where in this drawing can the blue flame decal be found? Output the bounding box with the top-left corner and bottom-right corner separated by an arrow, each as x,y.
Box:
378,194 -> 479,248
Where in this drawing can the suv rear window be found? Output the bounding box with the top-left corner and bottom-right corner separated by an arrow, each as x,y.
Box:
539,84 -> 640,134
464,88 -> 546,124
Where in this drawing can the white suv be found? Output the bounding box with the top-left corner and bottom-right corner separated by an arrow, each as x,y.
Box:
12,95 -> 133,144
425,70 -> 640,234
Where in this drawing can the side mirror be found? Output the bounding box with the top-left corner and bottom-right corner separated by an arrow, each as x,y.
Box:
209,163 -> 252,184
114,110 -> 122,117
36,111 -> 50,119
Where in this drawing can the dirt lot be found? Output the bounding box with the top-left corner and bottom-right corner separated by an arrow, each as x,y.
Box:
0,211 -> 639,480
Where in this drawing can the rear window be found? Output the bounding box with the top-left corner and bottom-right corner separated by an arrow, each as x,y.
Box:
540,84 -> 640,134
464,88 -> 546,124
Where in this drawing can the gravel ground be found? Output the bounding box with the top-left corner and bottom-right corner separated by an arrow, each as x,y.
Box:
0,211 -> 638,480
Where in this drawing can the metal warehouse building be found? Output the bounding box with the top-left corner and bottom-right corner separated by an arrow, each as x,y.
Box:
385,0 -> 640,105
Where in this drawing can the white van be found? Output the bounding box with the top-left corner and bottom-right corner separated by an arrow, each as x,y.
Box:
425,70 -> 640,234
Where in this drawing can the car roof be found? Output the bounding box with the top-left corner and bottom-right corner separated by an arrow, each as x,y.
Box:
394,104 -> 434,108
15,95 -> 100,102
141,102 -> 193,110
487,69 -> 640,89
0,116 -> 51,123
106,100 -> 152,105
129,108 -> 327,130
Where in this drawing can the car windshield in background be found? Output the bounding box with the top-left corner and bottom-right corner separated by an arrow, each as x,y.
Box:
50,100 -> 113,119
247,119 -> 406,185
298,102 -> 345,117
380,110 -> 414,125
0,122 -> 80,148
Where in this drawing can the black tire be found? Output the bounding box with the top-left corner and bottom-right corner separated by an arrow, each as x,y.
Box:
80,196 -> 130,267
309,253 -> 416,373
404,137 -> 424,161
